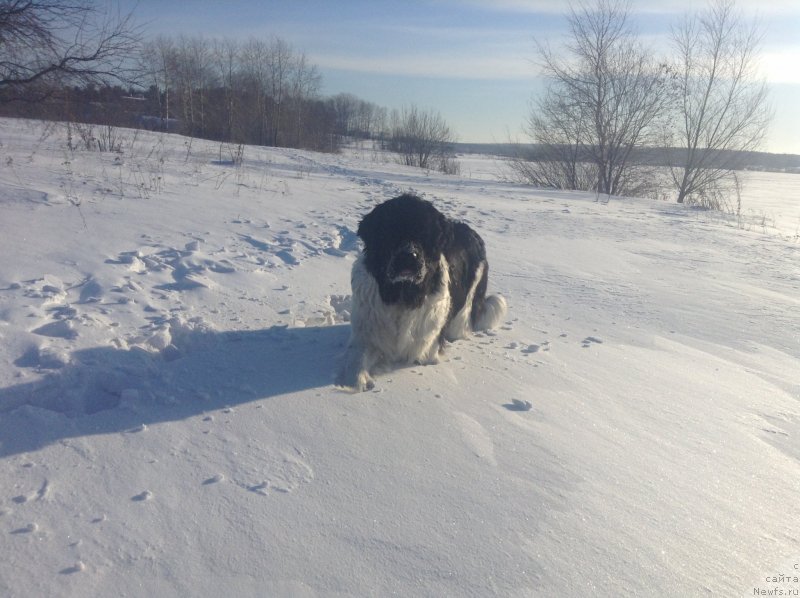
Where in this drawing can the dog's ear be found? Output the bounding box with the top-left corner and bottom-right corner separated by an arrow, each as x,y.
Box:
357,209 -> 379,251
429,209 -> 453,254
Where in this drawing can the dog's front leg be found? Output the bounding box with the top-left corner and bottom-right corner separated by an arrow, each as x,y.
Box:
336,338 -> 376,392
414,342 -> 440,366
415,331 -> 447,367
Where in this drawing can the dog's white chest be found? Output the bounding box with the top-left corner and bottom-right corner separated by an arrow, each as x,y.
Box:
350,255 -> 451,364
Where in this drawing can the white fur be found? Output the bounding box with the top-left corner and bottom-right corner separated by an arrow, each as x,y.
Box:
337,254 -> 451,392
445,261 -> 485,341
473,294 -> 507,332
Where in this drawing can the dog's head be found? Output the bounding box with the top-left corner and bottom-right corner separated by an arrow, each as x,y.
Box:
357,194 -> 452,299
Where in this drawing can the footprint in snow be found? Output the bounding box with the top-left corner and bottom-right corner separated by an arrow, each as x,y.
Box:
14,345 -> 69,369
247,482 -> 270,496
31,319 -> 78,339
60,562 -> 86,575
522,341 -> 550,354
582,336 -> 603,348
19,276 -> 67,304
202,474 -> 225,485
77,278 -> 103,304
11,479 -> 50,503
506,341 -> 550,355
11,522 -> 39,534
131,490 -> 153,502
504,399 -> 533,412
240,452 -> 314,496
274,249 -> 299,266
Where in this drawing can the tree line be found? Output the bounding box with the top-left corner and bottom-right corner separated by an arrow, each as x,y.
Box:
0,0 -> 458,169
0,27 -> 391,153
0,2 -> 441,154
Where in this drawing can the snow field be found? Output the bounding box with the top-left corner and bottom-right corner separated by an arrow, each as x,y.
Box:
0,118 -> 798,597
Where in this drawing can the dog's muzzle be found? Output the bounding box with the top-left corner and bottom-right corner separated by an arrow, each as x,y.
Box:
388,242 -> 426,284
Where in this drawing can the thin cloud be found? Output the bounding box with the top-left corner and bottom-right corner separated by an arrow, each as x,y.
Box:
375,23 -> 537,40
314,52 -> 535,80
457,0 -> 800,15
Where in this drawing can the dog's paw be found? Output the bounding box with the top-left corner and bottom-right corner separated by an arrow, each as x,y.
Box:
335,369 -> 375,393
415,355 -> 440,366
415,347 -> 442,366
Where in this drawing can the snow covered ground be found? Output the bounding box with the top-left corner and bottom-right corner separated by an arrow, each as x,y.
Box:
0,117 -> 798,597
734,170 -> 800,237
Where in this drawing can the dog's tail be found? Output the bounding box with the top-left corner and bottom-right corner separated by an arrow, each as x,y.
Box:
470,260 -> 507,331
472,293 -> 507,332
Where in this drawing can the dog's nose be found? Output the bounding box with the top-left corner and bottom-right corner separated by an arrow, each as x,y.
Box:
398,242 -> 419,258
389,242 -> 424,282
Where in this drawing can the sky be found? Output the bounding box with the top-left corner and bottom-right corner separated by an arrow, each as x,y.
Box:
120,0 -> 800,155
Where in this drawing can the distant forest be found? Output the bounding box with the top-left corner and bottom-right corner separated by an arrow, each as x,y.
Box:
0,36 -> 391,154
0,83 -> 386,154
455,143 -> 800,174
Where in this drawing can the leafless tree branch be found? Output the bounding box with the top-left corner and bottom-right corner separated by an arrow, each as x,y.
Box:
388,104 -> 459,174
0,0 -> 142,101
667,0 -> 771,206
511,0 -> 671,196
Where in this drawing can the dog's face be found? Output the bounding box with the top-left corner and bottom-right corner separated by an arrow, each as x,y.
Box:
357,195 -> 452,303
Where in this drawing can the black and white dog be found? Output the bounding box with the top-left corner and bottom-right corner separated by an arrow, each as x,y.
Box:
337,194 -> 506,391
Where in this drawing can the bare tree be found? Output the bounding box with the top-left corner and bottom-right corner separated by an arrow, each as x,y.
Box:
266,37 -> 293,147
211,38 -> 239,142
328,93 -> 387,141
509,87 -> 598,190
0,0 -> 140,101
140,36 -> 175,122
288,50 -> 321,147
237,36 -> 322,148
172,36 -> 212,138
329,93 -> 356,136
239,38 -> 272,145
389,104 -> 459,174
513,0 -> 671,196
667,0 -> 771,206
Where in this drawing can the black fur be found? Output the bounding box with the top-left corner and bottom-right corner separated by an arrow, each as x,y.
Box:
357,193 -> 493,331
447,221 -> 490,329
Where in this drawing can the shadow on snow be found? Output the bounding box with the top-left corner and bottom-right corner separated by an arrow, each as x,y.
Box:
0,324 -> 349,457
